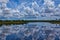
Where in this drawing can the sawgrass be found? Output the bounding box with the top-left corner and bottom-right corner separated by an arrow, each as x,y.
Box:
0,20 -> 60,26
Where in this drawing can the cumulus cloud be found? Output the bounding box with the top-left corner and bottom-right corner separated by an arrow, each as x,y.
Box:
44,0 -> 55,8
54,4 -> 60,15
32,1 -> 39,10
0,7 -> 25,20
0,9 -> 3,16
58,4 -> 60,8
43,0 -> 55,13
0,0 -> 60,20
0,0 -> 9,3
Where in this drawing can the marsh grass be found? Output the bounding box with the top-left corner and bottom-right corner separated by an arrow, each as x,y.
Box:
0,20 -> 60,26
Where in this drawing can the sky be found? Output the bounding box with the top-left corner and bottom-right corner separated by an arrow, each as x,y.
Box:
0,0 -> 60,9
0,0 -> 60,20
7,0 -> 60,8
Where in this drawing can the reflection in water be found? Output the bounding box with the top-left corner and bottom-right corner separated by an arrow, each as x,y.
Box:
0,22 -> 60,40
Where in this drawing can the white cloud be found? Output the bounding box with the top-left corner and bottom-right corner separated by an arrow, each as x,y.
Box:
24,7 -> 31,14
0,7 -> 25,19
58,4 -> 60,8
0,0 -> 9,3
32,1 -> 40,12
44,0 -> 55,7
32,1 -> 39,8
54,4 -> 60,15
0,9 -> 3,16
0,0 -> 60,20
23,6 -> 40,17
43,0 -> 55,13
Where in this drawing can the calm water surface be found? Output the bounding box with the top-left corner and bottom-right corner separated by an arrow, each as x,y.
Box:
0,22 -> 60,40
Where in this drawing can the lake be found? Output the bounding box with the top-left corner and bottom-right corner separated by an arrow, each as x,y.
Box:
0,22 -> 60,40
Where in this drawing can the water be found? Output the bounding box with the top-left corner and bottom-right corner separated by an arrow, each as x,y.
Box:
0,22 -> 60,40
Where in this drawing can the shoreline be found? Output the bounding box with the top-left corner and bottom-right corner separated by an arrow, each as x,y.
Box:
0,20 -> 60,26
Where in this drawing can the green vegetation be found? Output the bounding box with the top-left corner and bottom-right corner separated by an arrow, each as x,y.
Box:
0,20 -> 60,26
0,20 -> 27,26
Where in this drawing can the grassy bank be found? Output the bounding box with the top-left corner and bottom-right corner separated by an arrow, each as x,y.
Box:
0,20 -> 60,25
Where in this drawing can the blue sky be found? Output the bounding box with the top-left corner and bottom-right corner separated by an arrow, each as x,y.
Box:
7,0 -> 60,8
7,0 -> 34,8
